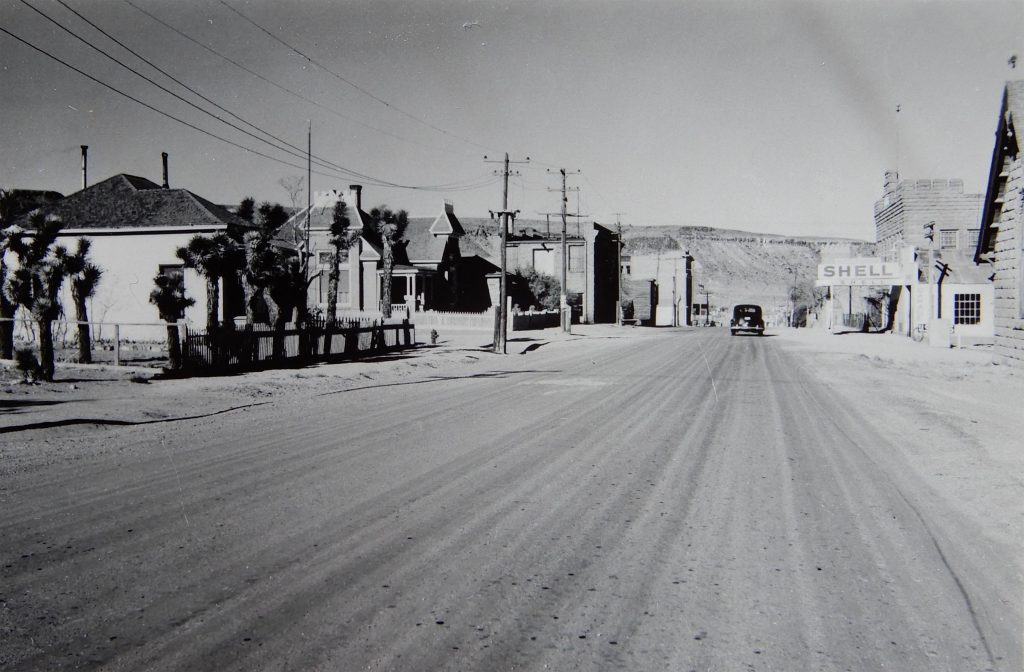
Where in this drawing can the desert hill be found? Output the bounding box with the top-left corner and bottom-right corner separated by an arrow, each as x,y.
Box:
455,219 -> 874,318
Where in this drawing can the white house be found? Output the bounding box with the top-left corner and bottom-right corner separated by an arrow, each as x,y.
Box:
8,174 -> 248,339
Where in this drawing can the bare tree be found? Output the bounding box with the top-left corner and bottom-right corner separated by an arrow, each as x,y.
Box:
278,176 -> 306,213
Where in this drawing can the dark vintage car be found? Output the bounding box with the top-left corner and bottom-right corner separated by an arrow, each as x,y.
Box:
731,304 -> 765,336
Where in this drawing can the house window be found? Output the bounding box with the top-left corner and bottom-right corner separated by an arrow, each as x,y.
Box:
569,245 -> 584,272
158,264 -> 184,281
318,251 -> 334,267
532,248 -> 555,275
939,229 -> 958,249
967,228 -> 980,247
953,293 -> 981,325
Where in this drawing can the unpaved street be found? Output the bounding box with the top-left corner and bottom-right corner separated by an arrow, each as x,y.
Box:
1,329 -> 1021,671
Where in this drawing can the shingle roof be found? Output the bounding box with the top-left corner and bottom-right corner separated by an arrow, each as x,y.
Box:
11,174 -> 245,230
404,218 -> 452,263
276,190 -> 382,254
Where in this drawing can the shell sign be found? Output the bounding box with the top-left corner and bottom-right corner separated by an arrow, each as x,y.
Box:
816,258 -> 905,286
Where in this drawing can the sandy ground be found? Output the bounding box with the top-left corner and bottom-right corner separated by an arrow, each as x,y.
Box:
2,325 -> 1022,671
5,324 -> 1021,542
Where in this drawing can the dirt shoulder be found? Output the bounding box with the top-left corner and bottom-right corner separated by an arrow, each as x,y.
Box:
0,324 -> 655,436
773,327 -> 1024,551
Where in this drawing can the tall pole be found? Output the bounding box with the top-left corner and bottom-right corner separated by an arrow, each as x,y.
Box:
485,153 -> 529,353
560,169 -> 568,331
499,153 -> 509,354
305,121 -> 312,281
614,214 -> 623,325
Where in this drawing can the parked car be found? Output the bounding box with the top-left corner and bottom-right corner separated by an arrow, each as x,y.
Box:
731,304 -> 765,336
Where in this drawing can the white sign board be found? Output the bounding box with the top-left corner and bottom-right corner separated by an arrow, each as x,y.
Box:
816,258 -> 904,286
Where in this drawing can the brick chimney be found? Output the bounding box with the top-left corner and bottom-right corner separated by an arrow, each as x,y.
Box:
161,152 -> 169,188
349,184 -> 362,211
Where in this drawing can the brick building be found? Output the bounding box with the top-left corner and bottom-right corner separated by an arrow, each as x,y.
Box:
975,80 -> 1024,365
874,171 -> 983,262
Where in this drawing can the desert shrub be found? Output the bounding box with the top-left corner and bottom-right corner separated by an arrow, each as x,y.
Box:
14,347 -> 40,382
518,268 -> 561,311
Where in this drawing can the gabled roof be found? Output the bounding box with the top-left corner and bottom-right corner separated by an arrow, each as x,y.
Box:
403,218 -> 453,263
11,174 -> 245,231
976,81 -> 1024,263
429,201 -> 465,237
276,189 -> 382,255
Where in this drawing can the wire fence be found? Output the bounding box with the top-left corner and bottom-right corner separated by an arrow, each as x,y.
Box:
1,317 -> 172,366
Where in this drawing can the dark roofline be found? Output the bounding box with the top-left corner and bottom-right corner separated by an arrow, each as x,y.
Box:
975,86 -> 1019,264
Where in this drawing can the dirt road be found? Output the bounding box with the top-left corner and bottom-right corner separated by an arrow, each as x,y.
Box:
1,329 -> 1020,670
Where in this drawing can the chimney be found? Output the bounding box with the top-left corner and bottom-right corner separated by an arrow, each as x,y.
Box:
883,170 -> 899,195
161,152 -> 169,188
80,145 -> 88,190
349,184 -> 362,211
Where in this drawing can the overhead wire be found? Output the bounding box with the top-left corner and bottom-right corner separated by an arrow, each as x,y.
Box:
0,23 -> 496,193
217,0 -> 498,154
20,0 -> 352,178
122,0 -> 472,159
7,4 -> 496,193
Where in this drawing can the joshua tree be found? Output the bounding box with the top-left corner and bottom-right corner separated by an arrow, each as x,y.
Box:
325,199 -> 357,325
149,272 -> 194,370
238,202 -> 290,326
0,191 -> 17,359
264,250 -> 305,360
176,233 -> 241,331
4,214 -> 67,381
57,238 -> 103,363
369,206 -> 408,319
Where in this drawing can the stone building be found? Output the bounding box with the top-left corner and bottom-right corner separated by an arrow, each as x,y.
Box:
975,80 -> 1024,364
874,171 -> 983,262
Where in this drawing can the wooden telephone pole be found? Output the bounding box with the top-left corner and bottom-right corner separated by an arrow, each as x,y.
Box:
486,153 -> 529,353
613,212 -> 625,325
547,169 -> 580,332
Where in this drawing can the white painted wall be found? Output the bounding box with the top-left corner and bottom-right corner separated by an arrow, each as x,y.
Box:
55,228 -> 220,340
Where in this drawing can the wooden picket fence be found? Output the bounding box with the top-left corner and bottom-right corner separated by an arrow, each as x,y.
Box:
181,319 -> 415,372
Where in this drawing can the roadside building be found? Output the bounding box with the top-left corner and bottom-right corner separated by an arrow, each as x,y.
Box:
6,173 -> 248,338
874,171 -> 983,262
871,171 -> 991,343
278,186 -> 464,315
504,222 -> 620,323
975,80 -> 1024,364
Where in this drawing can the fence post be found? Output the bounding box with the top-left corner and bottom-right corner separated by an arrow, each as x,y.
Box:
114,323 -> 121,366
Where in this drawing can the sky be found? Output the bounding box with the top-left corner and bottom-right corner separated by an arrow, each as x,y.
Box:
2,0 -> 1023,240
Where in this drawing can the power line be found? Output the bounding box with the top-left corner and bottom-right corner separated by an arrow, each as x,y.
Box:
218,0 -> 497,154
20,0 -> 347,177
0,23 -> 497,194
0,23 -> 335,178
122,0 -> 471,158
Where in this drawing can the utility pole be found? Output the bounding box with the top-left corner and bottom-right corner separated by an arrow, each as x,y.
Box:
547,168 -> 580,332
485,153 -> 528,354
304,121 -> 312,282
613,212 -> 625,325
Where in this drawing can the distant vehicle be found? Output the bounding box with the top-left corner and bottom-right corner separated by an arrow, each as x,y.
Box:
731,304 -> 765,336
